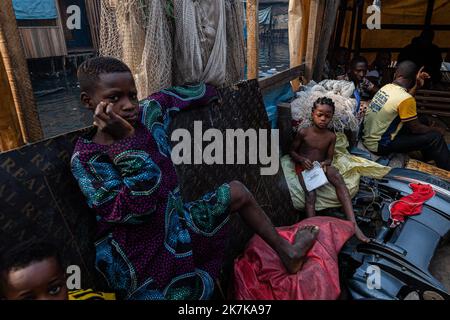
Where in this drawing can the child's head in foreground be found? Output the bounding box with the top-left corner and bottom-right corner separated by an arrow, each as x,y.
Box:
0,242 -> 68,300
311,97 -> 335,129
77,57 -> 139,127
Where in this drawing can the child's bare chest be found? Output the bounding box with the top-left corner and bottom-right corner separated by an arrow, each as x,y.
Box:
302,133 -> 331,151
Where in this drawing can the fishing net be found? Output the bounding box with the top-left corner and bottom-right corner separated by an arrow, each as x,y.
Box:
224,0 -> 246,84
172,0 -> 245,86
291,80 -> 359,133
99,0 -> 172,99
173,0 -> 227,86
100,0 -> 245,96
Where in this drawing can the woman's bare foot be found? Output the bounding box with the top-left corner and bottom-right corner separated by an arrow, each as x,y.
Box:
355,225 -> 370,243
279,225 -> 320,274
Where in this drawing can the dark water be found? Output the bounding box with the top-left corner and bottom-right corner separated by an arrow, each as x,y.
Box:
33,76 -> 91,139
259,37 -> 290,77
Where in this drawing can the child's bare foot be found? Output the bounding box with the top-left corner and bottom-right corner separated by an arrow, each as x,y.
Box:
279,225 -> 320,274
355,225 -> 370,243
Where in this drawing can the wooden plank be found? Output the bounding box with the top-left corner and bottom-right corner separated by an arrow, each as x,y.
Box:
259,64 -> 305,93
417,109 -> 450,117
354,0 -> 363,56
347,0 -> 357,51
417,102 -> 450,111
406,159 -> 450,181
360,24 -> 450,30
246,0 -> 259,79
0,0 -> 43,143
17,0 -> 67,59
425,0 -> 436,27
312,0 -> 340,81
85,0 -> 101,51
0,53 -> 24,151
305,0 -> 325,81
416,96 -> 450,104
333,0 -> 348,50
19,28 -> 67,59
359,47 -> 450,53
288,0 -> 308,91
417,90 -> 450,97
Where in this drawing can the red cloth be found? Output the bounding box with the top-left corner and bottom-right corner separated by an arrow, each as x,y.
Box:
233,216 -> 355,300
295,163 -> 304,175
389,183 -> 435,226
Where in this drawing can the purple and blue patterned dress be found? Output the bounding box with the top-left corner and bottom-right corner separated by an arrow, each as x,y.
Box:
71,84 -> 231,300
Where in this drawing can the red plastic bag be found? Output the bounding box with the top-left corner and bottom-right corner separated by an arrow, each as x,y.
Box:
234,216 -> 355,300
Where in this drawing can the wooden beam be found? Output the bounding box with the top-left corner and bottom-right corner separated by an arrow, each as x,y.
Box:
359,47 -> 449,53
347,0 -> 357,51
0,0 -> 43,143
354,0 -> 364,56
313,0 -> 340,81
305,0 -> 325,81
360,24 -> 450,30
333,0 -> 348,50
288,0 -> 309,91
425,0 -> 435,27
259,64 -> 305,94
247,0 -> 259,79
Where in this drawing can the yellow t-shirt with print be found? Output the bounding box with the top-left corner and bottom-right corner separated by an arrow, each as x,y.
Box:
363,83 -> 417,152
68,289 -> 116,300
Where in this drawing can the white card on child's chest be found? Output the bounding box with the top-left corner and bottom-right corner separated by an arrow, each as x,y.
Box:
301,161 -> 329,192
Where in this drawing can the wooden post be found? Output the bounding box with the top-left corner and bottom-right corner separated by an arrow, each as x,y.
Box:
425,0 -> 435,28
247,0 -> 259,79
313,0 -> 340,81
288,0 -> 310,91
0,51 -> 24,151
0,0 -> 43,144
354,0 -> 364,56
305,0 -> 325,81
333,0 -> 348,50
347,0 -> 357,52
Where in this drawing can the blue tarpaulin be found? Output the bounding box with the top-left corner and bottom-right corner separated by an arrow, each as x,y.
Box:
12,0 -> 57,20
263,83 -> 295,128
243,5 -> 273,38
259,7 -> 272,25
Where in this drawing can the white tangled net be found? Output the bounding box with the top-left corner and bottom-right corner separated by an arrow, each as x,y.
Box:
291,80 -> 360,133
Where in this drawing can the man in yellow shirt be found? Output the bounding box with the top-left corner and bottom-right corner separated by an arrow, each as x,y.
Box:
363,61 -> 450,170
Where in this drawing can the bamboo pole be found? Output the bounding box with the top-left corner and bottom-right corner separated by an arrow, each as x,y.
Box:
0,0 -> 43,144
247,0 -> 259,79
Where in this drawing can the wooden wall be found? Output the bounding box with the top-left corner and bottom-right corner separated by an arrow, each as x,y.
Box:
0,52 -> 24,151
85,0 -> 101,51
17,0 -> 67,59
19,27 -> 67,59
